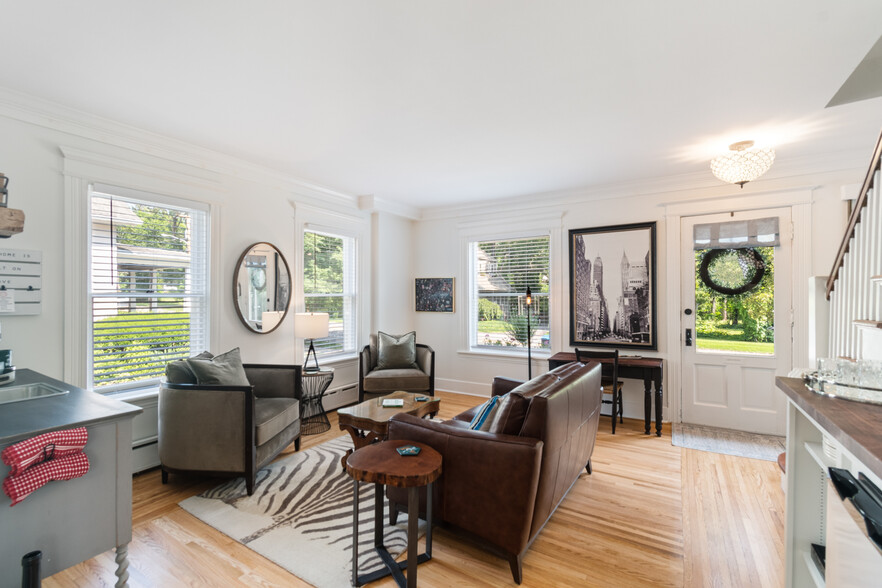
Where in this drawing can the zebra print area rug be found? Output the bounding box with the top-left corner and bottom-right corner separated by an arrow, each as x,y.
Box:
179,435 -> 423,588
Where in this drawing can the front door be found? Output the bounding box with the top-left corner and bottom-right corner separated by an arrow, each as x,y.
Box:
680,208 -> 792,435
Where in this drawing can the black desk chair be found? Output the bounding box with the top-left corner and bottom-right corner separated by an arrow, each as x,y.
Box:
575,348 -> 624,434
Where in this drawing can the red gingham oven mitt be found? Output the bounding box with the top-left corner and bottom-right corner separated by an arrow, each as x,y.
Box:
3,452 -> 90,506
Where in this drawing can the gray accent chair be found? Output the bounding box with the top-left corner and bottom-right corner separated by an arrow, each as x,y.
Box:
358,334 -> 435,402
158,363 -> 302,495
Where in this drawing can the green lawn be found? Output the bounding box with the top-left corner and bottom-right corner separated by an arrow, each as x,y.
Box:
477,320 -> 510,333
696,338 -> 774,354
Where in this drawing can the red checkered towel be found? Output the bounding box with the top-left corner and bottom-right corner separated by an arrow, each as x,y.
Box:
1,427 -> 88,476
3,452 -> 90,506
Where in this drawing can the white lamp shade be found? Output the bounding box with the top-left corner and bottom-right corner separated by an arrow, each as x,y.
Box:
294,312 -> 330,339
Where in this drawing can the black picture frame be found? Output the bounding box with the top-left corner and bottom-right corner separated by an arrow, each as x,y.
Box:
415,277 -> 455,313
568,221 -> 657,350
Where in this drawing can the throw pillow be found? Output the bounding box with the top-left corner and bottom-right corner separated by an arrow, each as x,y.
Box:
468,395 -> 502,431
486,392 -> 531,435
165,351 -> 214,384
186,348 -> 250,386
376,331 -> 418,370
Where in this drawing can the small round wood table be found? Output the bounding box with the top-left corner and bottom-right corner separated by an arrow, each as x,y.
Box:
345,440 -> 442,588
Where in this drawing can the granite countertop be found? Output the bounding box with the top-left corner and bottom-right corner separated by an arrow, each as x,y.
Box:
0,368 -> 142,445
777,376 -> 882,479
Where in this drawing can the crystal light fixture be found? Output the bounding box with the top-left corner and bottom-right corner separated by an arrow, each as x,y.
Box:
710,140 -> 776,188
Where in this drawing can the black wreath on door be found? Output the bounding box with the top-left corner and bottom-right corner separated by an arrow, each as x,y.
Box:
699,248 -> 766,296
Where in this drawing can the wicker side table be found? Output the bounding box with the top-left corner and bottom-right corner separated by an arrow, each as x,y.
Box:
300,368 -> 334,435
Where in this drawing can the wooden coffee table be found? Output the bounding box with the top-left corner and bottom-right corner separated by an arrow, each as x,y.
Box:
337,391 -> 440,469
345,440 -> 442,588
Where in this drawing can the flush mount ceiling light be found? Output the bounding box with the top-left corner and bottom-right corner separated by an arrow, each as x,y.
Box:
710,140 -> 776,188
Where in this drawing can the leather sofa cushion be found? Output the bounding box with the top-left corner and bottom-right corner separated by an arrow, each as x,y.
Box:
511,373 -> 560,399
363,368 -> 430,392
255,397 -> 300,446
486,392 -> 531,435
548,361 -> 585,379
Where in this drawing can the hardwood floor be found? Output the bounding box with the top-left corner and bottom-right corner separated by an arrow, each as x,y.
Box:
44,391 -> 784,587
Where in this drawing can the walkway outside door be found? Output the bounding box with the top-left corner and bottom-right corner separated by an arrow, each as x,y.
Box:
680,208 -> 792,435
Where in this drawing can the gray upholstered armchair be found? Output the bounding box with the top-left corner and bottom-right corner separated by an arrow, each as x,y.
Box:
158,362 -> 302,495
358,332 -> 435,402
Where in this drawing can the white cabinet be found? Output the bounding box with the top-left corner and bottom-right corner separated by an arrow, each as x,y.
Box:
779,377 -> 882,587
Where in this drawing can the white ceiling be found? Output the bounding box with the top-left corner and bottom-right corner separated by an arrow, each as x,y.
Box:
3,1 -> 882,209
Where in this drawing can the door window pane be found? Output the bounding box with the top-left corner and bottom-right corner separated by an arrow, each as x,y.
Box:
694,246 -> 774,355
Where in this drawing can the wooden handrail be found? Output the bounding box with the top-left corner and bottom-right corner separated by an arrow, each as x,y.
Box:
826,125 -> 882,300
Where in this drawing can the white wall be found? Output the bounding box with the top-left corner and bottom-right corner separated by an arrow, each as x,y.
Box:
412,169 -> 856,420
0,109 -> 369,392
371,211 -> 415,336
0,94 -> 862,425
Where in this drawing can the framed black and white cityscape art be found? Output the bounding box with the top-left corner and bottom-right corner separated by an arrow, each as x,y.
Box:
415,277 -> 455,312
568,222 -> 657,350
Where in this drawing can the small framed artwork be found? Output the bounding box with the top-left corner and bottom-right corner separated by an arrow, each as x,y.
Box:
569,222 -> 657,350
415,277 -> 455,312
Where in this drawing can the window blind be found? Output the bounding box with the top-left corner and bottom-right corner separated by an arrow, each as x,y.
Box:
693,217 -> 780,250
89,189 -> 209,390
303,230 -> 357,356
471,236 -> 550,350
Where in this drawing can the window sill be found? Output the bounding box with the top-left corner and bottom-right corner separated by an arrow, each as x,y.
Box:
314,354 -> 358,368
105,385 -> 159,402
458,348 -> 552,361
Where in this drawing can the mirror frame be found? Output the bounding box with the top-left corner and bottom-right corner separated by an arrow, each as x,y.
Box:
233,242 -> 292,334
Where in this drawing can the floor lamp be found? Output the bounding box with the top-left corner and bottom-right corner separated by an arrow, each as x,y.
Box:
295,312 -> 330,372
525,286 -> 532,380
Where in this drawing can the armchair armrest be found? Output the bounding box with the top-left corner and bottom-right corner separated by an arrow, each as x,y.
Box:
388,412 -> 542,556
158,382 -> 253,473
415,344 -> 434,375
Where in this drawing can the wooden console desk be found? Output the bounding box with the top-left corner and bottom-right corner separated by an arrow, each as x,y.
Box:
548,352 -> 664,436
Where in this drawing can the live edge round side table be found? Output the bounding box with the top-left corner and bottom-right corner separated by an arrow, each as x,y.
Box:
300,368 -> 334,435
345,440 -> 442,588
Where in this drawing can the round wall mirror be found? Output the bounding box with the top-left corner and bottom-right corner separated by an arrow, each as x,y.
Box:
234,242 -> 291,333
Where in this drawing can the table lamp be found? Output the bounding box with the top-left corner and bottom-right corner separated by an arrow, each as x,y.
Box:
295,312 -> 330,372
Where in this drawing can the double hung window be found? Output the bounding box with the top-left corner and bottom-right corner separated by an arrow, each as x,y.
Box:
303,229 -> 357,357
470,236 -> 550,351
89,187 -> 209,391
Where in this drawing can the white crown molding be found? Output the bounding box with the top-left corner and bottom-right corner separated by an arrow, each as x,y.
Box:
662,186 -> 815,217
290,200 -> 368,228
420,148 -> 868,222
357,194 -> 420,220
0,86 -> 358,208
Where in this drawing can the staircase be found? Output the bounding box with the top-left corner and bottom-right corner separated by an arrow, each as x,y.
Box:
826,127 -> 882,360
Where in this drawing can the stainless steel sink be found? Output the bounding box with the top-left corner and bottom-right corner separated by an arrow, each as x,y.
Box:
0,382 -> 69,405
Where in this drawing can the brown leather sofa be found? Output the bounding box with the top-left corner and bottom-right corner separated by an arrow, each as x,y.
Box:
387,361 -> 602,584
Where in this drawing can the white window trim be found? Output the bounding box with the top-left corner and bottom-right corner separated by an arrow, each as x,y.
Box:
87,187 -> 210,392
457,211 -> 563,359
292,202 -> 369,364
303,228 -> 358,359
63,147 -> 222,390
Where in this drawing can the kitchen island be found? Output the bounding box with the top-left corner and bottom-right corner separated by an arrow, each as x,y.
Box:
777,376 -> 882,587
0,369 -> 141,587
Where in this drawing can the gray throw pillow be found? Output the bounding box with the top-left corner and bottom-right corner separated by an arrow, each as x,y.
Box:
376,331 -> 418,370
186,348 -> 250,386
165,351 -> 214,384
